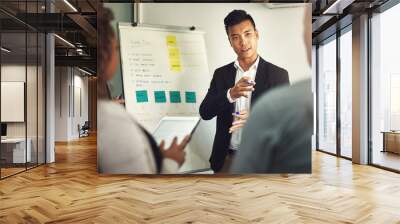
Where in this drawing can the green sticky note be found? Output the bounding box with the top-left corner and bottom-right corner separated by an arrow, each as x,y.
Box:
185,91 -> 196,103
154,91 -> 166,103
169,91 -> 181,103
136,90 -> 148,103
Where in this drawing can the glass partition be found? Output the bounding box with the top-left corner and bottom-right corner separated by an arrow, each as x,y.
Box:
0,0 -> 46,179
1,31 -> 28,177
27,31 -> 38,169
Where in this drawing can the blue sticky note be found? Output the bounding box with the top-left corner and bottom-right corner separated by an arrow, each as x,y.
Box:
136,90 -> 148,103
185,91 -> 196,103
169,91 -> 181,103
154,91 -> 166,103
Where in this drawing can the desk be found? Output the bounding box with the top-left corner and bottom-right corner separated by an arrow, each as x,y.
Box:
1,138 -> 31,163
382,131 -> 400,154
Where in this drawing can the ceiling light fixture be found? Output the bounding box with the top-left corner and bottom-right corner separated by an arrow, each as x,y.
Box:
1,47 -> 11,53
63,0 -> 78,12
78,67 -> 93,76
54,34 -> 75,48
323,0 -> 342,14
322,0 -> 354,15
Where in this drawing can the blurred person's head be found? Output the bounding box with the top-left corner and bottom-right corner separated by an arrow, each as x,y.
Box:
224,10 -> 259,64
98,4 -> 118,99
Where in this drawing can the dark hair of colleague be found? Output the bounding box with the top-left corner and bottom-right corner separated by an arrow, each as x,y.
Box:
224,9 -> 256,35
97,5 -> 114,100
96,5 -> 164,172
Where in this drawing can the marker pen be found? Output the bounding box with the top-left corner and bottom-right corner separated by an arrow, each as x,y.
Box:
246,79 -> 255,85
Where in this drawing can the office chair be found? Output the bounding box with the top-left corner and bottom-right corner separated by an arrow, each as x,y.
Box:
79,121 -> 90,138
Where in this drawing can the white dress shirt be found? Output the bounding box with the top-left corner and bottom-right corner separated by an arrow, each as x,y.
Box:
226,56 -> 260,150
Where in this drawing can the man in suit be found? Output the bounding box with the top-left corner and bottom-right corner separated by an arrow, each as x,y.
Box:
199,9 -> 289,173
231,6 -> 312,173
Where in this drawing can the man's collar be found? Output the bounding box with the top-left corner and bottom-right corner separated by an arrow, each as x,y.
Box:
234,56 -> 260,72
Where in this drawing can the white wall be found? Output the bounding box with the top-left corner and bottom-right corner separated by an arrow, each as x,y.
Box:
72,73 -> 89,138
140,3 -> 311,83
1,65 -> 38,137
1,64 -> 46,164
55,67 -> 89,141
55,67 -> 69,141
139,3 -> 311,170
1,65 -> 27,140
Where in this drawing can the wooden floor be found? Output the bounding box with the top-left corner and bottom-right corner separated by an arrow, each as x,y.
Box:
1,135 -> 400,223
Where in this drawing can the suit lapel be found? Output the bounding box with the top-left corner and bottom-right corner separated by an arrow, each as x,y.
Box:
225,62 -> 236,113
225,62 -> 236,89
251,57 -> 268,105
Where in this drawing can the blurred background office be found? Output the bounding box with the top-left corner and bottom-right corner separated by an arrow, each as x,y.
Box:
0,0 -> 97,179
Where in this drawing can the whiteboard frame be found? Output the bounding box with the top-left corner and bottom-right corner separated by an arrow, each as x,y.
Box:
118,22 -> 203,34
117,22 -> 205,111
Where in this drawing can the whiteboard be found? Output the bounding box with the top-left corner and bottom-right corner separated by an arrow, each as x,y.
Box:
118,23 -> 210,131
1,82 -> 25,122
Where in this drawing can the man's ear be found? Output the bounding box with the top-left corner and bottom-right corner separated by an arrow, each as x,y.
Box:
255,29 -> 259,40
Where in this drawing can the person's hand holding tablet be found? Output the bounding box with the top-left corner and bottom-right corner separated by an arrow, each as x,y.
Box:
159,135 -> 190,166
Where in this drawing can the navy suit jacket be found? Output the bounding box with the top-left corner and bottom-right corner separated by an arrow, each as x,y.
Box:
199,57 -> 289,172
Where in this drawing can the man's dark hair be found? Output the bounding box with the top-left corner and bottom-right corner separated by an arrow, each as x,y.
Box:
224,10 -> 256,35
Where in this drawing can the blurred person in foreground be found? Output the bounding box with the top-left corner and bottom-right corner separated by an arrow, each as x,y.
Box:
231,6 -> 313,173
97,5 -> 189,174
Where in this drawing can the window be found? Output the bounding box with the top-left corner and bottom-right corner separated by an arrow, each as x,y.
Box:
312,46 -> 317,150
371,2 -> 400,171
317,36 -> 337,154
339,28 -> 352,158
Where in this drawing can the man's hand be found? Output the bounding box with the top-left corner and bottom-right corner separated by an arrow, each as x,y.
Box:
229,110 -> 249,133
229,77 -> 255,100
159,135 -> 190,166
113,98 -> 125,105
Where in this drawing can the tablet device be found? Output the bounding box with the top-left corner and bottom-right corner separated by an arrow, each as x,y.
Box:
153,116 -> 200,147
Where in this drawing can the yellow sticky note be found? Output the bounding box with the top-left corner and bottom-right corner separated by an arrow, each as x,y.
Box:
168,48 -> 180,59
168,47 -> 182,72
166,35 -> 177,47
170,63 -> 182,72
